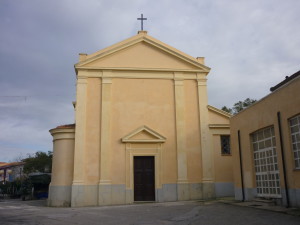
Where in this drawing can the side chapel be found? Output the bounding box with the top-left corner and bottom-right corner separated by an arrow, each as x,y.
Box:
48,31 -> 233,207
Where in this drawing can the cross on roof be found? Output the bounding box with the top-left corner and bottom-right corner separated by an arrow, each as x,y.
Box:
137,14 -> 147,31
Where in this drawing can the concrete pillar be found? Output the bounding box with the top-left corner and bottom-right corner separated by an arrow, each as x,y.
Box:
48,126 -> 75,207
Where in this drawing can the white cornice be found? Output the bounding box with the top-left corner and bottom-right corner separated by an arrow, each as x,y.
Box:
208,124 -> 230,129
207,105 -> 232,118
75,38 -> 143,67
76,66 -> 206,73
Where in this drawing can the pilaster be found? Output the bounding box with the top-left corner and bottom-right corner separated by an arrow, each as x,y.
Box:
73,75 -> 87,185
71,75 -> 87,206
98,71 -> 113,205
174,72 -> 190,200
197,73 -> 215,198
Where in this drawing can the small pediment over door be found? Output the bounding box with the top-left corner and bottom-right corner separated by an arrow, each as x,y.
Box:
121,126 -> 166,143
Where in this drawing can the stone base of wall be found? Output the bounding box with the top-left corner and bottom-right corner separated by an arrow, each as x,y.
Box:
215,182 -> 234,197
234,187 -> 300,208
234,187 -> 257,201
48,185 -> 72,207
49,182 -> 234,207
288,188 -> 300,207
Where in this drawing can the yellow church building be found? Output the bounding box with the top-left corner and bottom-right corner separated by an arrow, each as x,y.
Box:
48,31 -> 233,207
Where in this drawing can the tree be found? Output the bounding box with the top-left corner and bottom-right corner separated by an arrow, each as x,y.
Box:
221,106 -> 233,114
222,98 -> 257,115
22,151 -> 52,174
243,98 -> 257,108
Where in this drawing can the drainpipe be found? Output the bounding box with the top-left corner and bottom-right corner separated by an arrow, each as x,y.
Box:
277,111 -> 290,208
238,130 -> 245,201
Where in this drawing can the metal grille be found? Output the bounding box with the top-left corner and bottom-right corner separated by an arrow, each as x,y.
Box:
252,126 -> 281,198
289,114 -> 300,169
221,135 -> 231,155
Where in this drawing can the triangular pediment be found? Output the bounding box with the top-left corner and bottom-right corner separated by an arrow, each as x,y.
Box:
208,105 -> 231,118
75,32 -> 210,72
121,125 -> 166,143
207,105 -> 231,127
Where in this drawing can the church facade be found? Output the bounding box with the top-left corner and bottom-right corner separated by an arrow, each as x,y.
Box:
48,31 -> 233,207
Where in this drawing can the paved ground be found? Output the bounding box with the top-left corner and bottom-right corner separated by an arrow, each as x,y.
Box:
0,199 -> 300,225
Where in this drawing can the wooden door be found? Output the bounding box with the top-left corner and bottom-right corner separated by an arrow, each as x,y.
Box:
134,156 -> 155,201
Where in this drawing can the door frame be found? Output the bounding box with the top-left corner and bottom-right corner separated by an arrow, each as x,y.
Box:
124,143 -> 163,203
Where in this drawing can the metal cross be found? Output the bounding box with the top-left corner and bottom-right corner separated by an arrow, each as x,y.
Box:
137,14 -> 147,31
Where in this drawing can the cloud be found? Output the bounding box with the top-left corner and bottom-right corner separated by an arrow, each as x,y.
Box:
0,0 -> 299,161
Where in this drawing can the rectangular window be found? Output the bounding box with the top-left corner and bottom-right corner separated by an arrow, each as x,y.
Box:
289,114 -> 300,169
221,135 -> 230,155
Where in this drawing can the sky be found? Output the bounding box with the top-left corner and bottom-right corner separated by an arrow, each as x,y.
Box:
0,0 -> 299,162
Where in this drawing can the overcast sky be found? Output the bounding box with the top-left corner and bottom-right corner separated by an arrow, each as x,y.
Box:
0,0 -> 299,162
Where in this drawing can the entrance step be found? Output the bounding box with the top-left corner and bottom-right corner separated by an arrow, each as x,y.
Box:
252,197 -> 276,206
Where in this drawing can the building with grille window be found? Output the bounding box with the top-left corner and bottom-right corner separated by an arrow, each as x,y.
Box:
230,70 -> 300,207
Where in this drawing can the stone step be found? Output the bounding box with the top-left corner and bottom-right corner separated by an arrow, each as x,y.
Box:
252,198 -> 276,206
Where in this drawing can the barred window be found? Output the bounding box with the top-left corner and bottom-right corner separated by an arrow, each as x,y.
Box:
221,135 -> 230,155
289,114 -> 300,169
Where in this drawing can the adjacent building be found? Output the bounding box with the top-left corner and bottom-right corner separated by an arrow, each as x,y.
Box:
0,162 -> 25,183
231,71 -> 300,207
